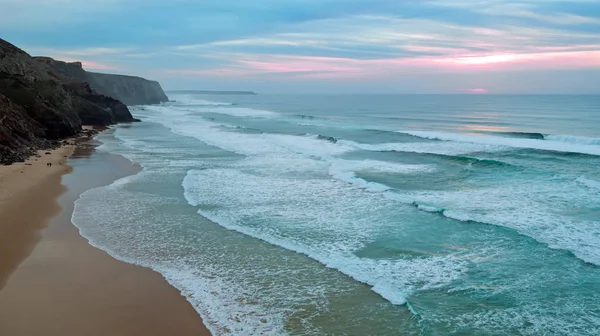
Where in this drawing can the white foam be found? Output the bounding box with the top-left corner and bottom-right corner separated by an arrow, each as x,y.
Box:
183,166 -> 469,306
447,302 -> 600,336
331,159 -> 434,174
339,139 -> 507,156
167,93 -> 234,106
416,204 -> 442,213
143,113 -> 351,159
442,210 -> 472,222
200,107 -> 277,117
328,159 -> 433,193
164,98 -> 275,117
401,180 -> 600,265
191,99 -> 234,106
72,170 -> 290,336
142,105 -> 600,267
545,134 -> 600,146
74,102 -> 600,335
400,131 -> 600,156
576,176 -> 600,190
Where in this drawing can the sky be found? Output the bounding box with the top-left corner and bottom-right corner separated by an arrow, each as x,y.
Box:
1,0 -> 600,93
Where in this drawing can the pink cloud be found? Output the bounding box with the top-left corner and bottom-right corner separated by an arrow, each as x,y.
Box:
80,60 -> 119,71
56,58 -> 119,71
165,68 -> 250,76
163,49 -> 600,80
458,88 -> 488,94
435,50 -> 600,69
238,60 -> 360,73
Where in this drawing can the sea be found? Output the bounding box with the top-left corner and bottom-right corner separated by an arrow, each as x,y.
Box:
71,93 -> 600,335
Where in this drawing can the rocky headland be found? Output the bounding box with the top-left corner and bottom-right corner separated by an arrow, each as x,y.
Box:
0,38 -> 168,164
88,72 -> 169,105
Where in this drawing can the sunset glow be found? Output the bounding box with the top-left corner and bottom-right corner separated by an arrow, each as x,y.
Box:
7,0 -> 600,93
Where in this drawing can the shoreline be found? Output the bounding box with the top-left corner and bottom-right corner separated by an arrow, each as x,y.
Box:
0,131 -> 211,335
0,144 -> 75,289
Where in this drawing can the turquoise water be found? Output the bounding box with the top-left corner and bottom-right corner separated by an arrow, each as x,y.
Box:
72,94 -> 600,335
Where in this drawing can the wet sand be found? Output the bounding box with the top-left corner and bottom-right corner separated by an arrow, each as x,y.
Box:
0,145 -> 75,290
0,137 -> 211,336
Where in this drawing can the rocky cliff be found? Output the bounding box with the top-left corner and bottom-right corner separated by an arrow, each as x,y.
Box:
34,57 -> 139,124
0,38 -> 154,164
33,57 -> 169,106
87,72 -> 169,105
0,39 -> 82,142
0,93 -> 52,164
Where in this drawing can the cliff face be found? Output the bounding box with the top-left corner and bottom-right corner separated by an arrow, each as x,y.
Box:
0,39 -> 82,140
34,57 -> 138,124
87,72 -> 169,105
0,93 -> 51,164
0,38 -> 153,164
33,56 -> 169,106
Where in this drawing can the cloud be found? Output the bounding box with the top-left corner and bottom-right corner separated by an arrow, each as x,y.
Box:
3,0 -> 600,92
27,46 -> 133,57
164,13 -> 600,81
80,60 -> 120,71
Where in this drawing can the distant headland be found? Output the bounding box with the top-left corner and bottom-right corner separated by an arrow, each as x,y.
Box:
167,90 -> 257,95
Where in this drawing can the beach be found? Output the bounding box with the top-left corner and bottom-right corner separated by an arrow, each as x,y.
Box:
1,93 -> 598,335
0,134 -> 210,336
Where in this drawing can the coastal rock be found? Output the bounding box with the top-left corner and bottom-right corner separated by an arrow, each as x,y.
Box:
0,93 -> 57,164
1,38 -> 155,164
34,56 -> 168,105
35,58 -> 139,124
87,72 -> 169,106
0,40 -> 81,139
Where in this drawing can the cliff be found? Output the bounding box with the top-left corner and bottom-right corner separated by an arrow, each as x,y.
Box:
169,90 -> 256,95
0,93 -> 52,164
0,38 -> 154,164
34,57 -> 139,124
32,57 -> 168,106
0,39 -> 82,141
87,72 -> 169,105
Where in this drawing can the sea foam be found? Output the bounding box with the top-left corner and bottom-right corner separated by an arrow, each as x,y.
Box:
399,131 -> 600,156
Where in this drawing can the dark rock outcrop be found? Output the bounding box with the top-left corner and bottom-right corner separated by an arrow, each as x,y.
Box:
34,56 -> 168,106
34,57 -> 139,124
0,38 -> 152,164
0,93 -> 55,164
87,72 -> 169,105
0,39 -> 82,140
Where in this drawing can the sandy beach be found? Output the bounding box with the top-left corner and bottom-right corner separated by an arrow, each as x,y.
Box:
0,135 -> 211,336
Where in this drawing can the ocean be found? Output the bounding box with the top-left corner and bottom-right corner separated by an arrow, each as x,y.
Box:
72,93 -> 600,335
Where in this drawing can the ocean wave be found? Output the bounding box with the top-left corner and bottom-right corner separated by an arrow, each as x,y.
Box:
220,124 -> 264,133
198,107 -> 277,117
390,189 -> 600,266
79,101 -> 600,335
144,105 -> 600,268
183,168 -> 469,307
398,131 -> 600,156
339,139 -> 507,156
326,165 -> 600,266
159,104 -> 275,118
544,134 -> 600,146
328,160 -> 434,193
576,176 -> 600,190
188,99 -> 234,106
167,93 -> 235,106
294,114 -> 324,120
72,173 -> 290,336
486,131 -> 546,140
316,134 -> 338,143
